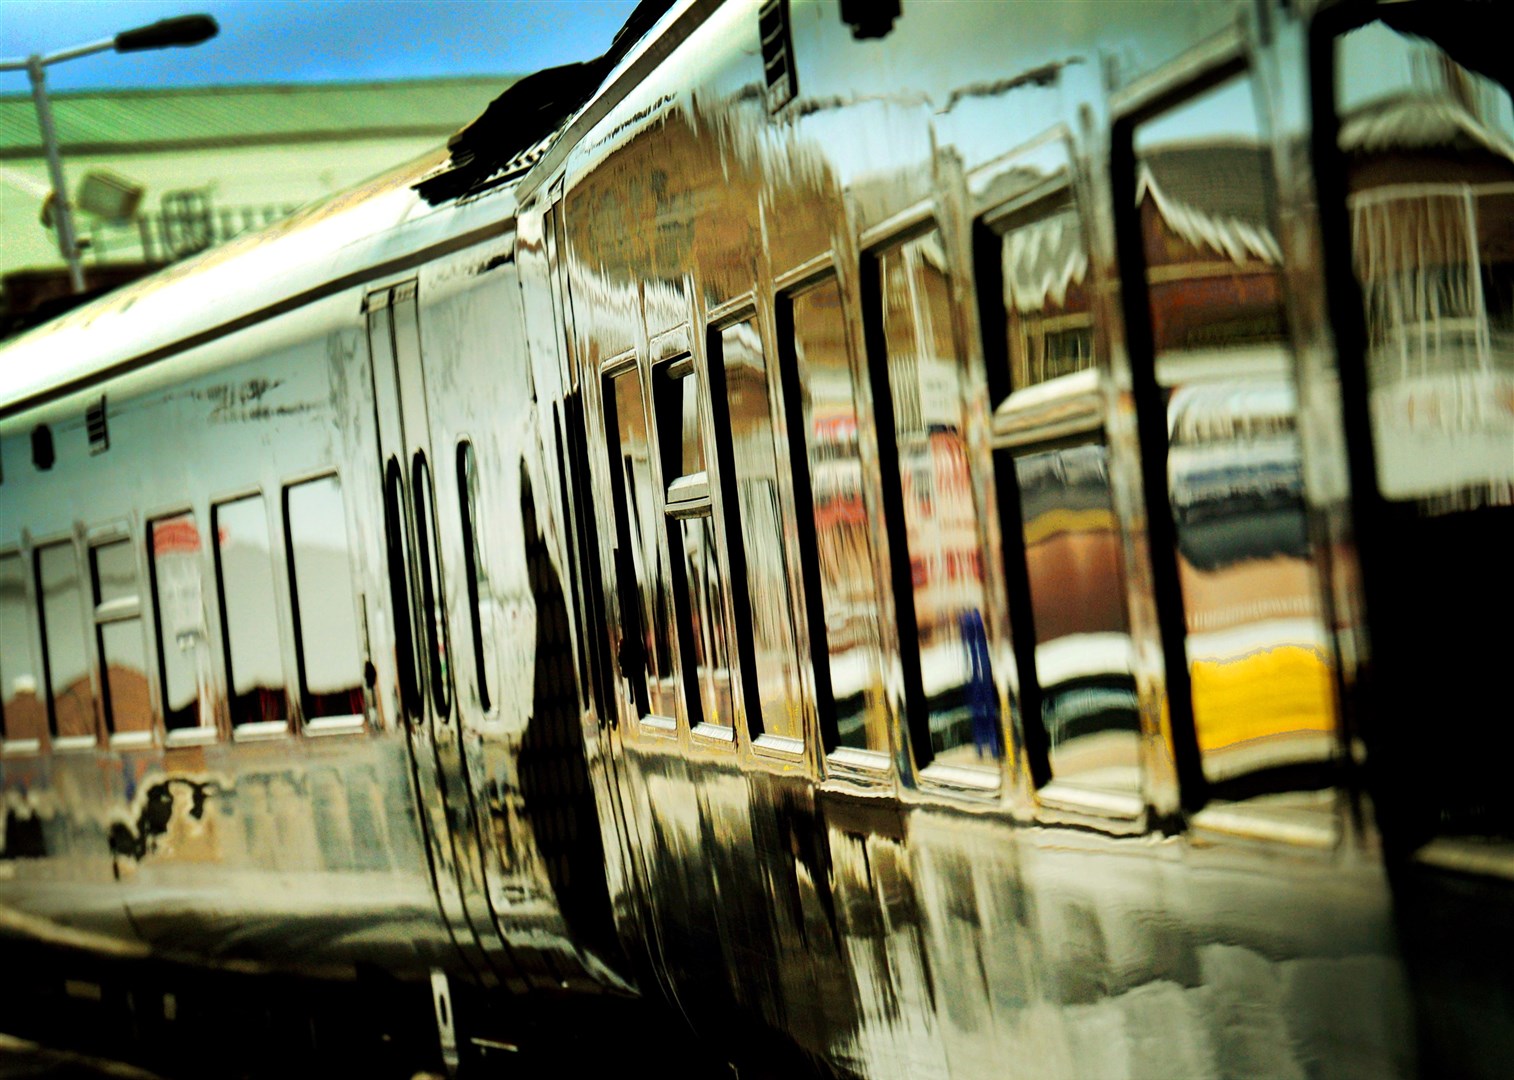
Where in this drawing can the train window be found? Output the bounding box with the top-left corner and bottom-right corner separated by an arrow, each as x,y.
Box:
1130,75 -> 1337,798
34,541 -> 94,742
710,318 -> 804,744
869,228 -> 1002,771
657,356 -> 734,733
1324,16 -> 1514,838
1334,21 -> 1514,511
384,458 -> 423,720
975,156 -> 1142,800
781,278 -> 892,756
147,513 -> 208,732
1,551 -> 46,744
987,189 -> 1095,394
456,441 -> 495,714
212,494 -> 289,730
284,475 -> 365,724
1011,442 -> 1140,795
91,538 -> 151,738
603,361 -> 679,724
410,455 -> 452,718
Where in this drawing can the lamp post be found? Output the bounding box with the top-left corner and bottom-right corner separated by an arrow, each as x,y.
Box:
0,16 -> 219,295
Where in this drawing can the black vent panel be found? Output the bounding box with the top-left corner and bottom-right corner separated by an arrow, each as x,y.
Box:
759,0 -> 796,113
87,395 -> 109,455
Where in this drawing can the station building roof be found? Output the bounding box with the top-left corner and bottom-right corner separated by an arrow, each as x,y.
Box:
0,76 -> 515,159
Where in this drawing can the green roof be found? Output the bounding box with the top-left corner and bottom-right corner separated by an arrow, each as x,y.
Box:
0,77 -> 514,160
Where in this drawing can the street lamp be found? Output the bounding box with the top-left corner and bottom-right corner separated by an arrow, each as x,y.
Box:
0,16 -> 219,295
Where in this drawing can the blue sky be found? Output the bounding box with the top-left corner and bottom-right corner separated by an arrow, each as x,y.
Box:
2,0 -> 643,91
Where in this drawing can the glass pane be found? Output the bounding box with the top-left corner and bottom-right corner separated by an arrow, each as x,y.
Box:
1136,78 -> 1336,789
286,475 -> 365,720
878,231 -> 1001,764
791,281 -> 891,753
1,552 -> 46,742
214,495 -> 288,727
1014,443 -> 1139,793
149,514 -> 207,731
719,319 -> 803,741
100,619 -> 151,734
410,457 -> 451,717
998,188 -> 1095,392
678,512 -> 734,729
36,542 -> 92,739
609,367 -> 678,718
1337,22 -> 1514,507
92,540 -> 137,607
457,442 -> 494,713
659,363 -> 706,481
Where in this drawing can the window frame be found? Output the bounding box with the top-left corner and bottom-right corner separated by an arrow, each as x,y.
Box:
211,488 -> 291,740
88,528 -> 154,749
282,469 -> 368,735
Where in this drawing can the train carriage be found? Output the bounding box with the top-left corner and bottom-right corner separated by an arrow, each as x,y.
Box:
1,1 -> 1511,1076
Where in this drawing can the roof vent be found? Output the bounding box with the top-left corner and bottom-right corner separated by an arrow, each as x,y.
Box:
759,0 -> 797,113
840,0 -> 900,41
87,395 -> 109,455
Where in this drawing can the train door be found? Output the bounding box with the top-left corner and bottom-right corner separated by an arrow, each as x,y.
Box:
542,200 -> 675,998
1312,5 -> 1514,1072
363,281 -> 520,991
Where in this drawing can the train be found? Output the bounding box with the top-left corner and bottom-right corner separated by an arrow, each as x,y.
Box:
2,0 -> 1512,1076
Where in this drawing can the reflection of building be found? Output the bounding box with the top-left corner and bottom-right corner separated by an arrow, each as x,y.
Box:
1340,66 -> 1514,506
1,77 -> 512,333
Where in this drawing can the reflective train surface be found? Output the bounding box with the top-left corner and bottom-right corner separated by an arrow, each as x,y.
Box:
1,1 -> 1511,1076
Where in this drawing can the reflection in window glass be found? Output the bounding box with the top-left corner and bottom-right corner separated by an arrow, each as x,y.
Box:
149,514 -> 207,731
606,366 -> 678,719
1337,21 -> 1514,507
92,540 -> 150,735
36,543 -> 93,739
286,475 -> 365,721
457,442 -> 495,713
1136,77 -> 1335,790
1,552 -> 46,742
659,360 -> 734,731
677,513 -> 734,730
717,320 -> 803,741
790,280 -> 891,753
877,231 -> 1000,765
214,495 -> 288,727
1013,443 -> 1139,793
997,187 -> 1094,391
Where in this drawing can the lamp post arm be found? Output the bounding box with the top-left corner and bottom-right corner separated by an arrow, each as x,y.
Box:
26,55 -> 86,294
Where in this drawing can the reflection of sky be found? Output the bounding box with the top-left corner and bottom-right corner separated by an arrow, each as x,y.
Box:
1339,21 -> 1514,135
1137,78 -> 1261,149
2,1 -> 640,91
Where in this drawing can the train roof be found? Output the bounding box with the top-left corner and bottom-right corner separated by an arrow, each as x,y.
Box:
0,0 -> 698,425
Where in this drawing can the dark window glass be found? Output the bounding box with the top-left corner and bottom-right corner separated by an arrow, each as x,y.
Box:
876,231 -> 1001,766
285,475 -> 365,721
213,495 -> 288,728
91,539 -> 150,735
1135,77 -> 1335,791
788,280 -> 892,753
35,542 -> 93,740
411,455 -> 451,717
457,441 -> 494,714
1,552 -> 45,743
715,319 -> 803,742
605,364 -> 678,720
